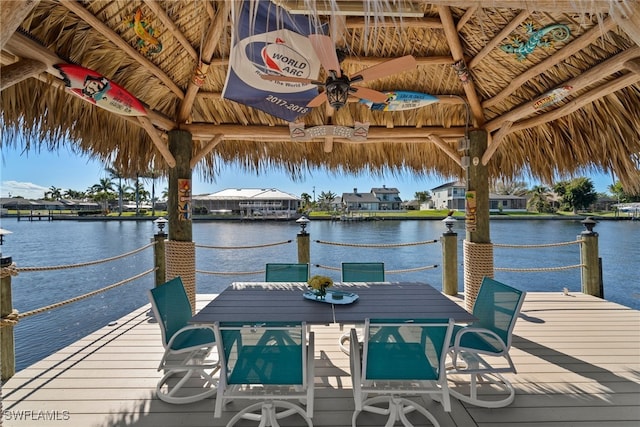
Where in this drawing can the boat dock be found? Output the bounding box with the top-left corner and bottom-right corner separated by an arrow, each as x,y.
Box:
3,292 -> 639,427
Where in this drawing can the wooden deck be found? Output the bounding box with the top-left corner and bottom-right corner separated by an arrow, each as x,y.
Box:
3,292 -> 639,427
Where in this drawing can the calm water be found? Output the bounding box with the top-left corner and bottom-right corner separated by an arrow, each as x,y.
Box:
1,217 -> 638,371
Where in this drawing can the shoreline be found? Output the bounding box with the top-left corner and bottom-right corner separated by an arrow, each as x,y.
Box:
2,213 -> 636,222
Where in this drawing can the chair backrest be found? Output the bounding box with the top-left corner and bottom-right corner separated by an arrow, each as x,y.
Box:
216,322 -> 307,386
148,276 -> 192,347
341,262 -> 385,282
362,318 -> 454,382
472,277 -> 526,349
265,263 -> 310,282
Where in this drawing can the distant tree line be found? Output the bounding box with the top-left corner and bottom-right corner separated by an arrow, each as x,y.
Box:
39,166 -> 167,215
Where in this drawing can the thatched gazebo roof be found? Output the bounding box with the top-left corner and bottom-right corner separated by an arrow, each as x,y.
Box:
2,0 -> 639,192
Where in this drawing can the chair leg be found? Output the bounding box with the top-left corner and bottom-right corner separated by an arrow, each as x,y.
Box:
227,400 -> 313,427
156,365 -> 219,404
353,395 -> 441,427
446,353 -> 516,408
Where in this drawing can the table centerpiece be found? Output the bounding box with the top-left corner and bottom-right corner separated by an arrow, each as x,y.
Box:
307,275 -> 333,300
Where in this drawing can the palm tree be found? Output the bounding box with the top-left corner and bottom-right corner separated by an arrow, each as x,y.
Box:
64,189 -> 86,200
300,192 -> 312,211
47,186 -> 62,201
91,178 -> 115,213
138,169 -> 162,216
527,185 -> 552,213
106,166 -> 127,215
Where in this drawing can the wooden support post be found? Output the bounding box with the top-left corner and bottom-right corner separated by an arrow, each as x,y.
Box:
297,232 -> 310,265
168,130 -> 193,242
441,230 -> 458,296
579,225 -> 602,298
153,233 -> 166,287
1,255 -> 16,381
463,129 -> 493,310
166,130 -> 196,310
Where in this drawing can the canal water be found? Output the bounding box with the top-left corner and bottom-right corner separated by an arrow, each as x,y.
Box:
1,217 -> 638,371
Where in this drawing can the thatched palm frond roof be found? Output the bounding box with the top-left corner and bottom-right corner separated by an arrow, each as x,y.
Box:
1,0 -> 639,192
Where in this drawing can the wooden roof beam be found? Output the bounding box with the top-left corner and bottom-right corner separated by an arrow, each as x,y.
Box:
191,134 -> 223,169
484,17 -> 617,109
137,116 -> 176,168
177,2 -> 230,123
62,1 -> 184,99
143,0 -> 198,61
468,10 -> 529,69
486,45 -> 640,132
456,6 -> 477,31
625,58 -> 640,74
4,31 -> 65,76
0,58 -> 46,91
344,16 -> 442,28
482,121 -> 512,166
509,72 -> 640,133
0,0 -> 39,50
196,92 -> 467,105
438,6 -> 485,126
427,134 -> 463,167
182,124 -> 466,140
424,1 -> 615,13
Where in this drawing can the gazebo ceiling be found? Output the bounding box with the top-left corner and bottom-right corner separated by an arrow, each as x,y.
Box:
1,0 -> 639,191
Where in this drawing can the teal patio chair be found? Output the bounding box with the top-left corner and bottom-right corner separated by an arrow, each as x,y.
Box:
341,262 -> 385,282
147,277 -> 220,404
351,318 -> 455,427
339,262 -> 386,355
213,321 -> 315,426
265,263 -> 310,282
447,277 -> 526,408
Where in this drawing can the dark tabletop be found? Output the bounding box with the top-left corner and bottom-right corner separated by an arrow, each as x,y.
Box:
190,282 -> 476,325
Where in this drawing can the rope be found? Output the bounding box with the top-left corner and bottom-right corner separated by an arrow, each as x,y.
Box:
16,268 -> 155,320
197,269 -> 264,276
0,262 -> 18,278
196,240 -> 292,249
495,264 -> 583,272
463,241 -> 494,311
166,240 -> 196,311
313,264 -> 439,274
493,240 -> 581,248
315,239 -> 438,248
0,310 -> 19,327
15,242 -> 155,272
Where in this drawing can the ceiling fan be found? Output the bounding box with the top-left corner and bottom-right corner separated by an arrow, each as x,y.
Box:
260,34 -> 417,110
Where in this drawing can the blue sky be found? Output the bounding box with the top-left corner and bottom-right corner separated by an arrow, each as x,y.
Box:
1,144 -> 616,200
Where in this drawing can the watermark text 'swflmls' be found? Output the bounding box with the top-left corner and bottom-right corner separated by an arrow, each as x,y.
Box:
3,410 -> 71,421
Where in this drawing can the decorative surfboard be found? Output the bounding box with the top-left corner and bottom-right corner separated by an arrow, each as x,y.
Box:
54,64 -> 147,116
533,86 -> 572,110
360,91 -> 439,111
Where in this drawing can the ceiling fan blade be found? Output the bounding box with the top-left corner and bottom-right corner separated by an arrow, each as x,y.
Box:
354,55 -> 417,83
307,92 -> 328,108
309,34 -> 341,77
260,74 -> 318,85
351,87 -> 389,104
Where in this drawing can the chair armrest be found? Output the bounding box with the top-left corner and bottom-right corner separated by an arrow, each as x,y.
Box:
166,324 -> 216,350
349,328 -> 361,384
452,326 -> 508,353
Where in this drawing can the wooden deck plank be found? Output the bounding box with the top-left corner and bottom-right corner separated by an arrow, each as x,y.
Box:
3,292 -> 639,427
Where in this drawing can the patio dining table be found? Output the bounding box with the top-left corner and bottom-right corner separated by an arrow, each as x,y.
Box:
190,282 -> 476,325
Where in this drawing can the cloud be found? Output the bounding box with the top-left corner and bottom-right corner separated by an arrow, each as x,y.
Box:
0,181 -> 50,199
